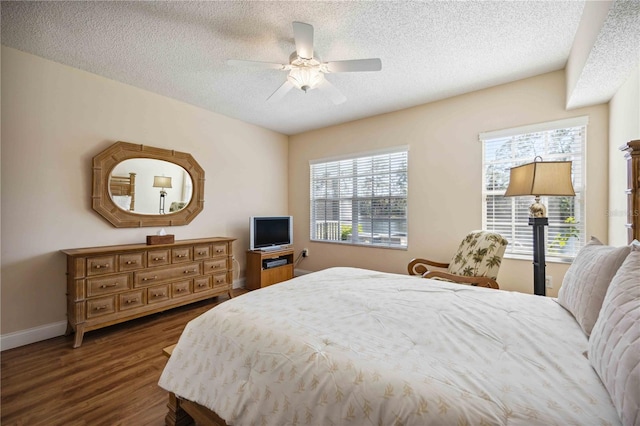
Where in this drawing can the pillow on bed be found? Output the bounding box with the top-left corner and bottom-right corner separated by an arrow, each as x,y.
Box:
588,245 -> 639,426
557,236 -> 630,336
112,195 -> 131,210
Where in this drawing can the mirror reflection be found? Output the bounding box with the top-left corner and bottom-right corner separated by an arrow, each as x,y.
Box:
110,159 -> 193,215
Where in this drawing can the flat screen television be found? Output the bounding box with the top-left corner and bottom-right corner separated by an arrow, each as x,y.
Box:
249,216 -> 293,251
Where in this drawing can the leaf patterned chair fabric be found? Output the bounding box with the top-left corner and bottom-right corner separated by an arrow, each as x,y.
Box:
408,230 -> 508,289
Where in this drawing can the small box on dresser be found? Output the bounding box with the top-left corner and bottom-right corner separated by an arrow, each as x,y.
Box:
61,237 -> 235,348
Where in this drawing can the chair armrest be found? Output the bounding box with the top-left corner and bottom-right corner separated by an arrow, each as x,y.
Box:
422,271 -> 500,289
407,258 -> 450,275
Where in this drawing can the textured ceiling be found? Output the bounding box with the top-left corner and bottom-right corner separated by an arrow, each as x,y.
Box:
0,1 -> 634,135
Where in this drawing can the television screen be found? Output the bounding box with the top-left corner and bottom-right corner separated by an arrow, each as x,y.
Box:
250,216 -> 293,251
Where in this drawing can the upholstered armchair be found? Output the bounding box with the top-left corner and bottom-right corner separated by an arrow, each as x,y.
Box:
408,230 -> 508,289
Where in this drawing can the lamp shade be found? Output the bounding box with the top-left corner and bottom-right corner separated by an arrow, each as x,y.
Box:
504,160 -> 575,197
153,176 -> 172,189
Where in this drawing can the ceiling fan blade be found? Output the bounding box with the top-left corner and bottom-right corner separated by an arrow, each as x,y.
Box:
227,59 -> 286,70
317,79 -> 346,105
292,21 -> 314,60
267,80 -> 295,103
325,58 -> 382,73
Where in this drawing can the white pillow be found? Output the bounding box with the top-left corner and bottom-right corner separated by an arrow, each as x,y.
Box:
112,195 -> 132,210
557,237 -> 630,336
588,246 -> 640,426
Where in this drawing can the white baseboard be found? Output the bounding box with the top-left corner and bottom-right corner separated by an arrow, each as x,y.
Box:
294,268 -> 313,276
2,281 -> 247,351
233,278 -> 246,289
1,320 -> 67,351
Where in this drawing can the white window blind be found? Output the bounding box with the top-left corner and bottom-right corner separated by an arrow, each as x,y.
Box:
481,117 -> 587,261
310,147 -> 408,249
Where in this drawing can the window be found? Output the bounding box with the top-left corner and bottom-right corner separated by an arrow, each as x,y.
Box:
310,147 -> 408,249
481,117 -> 587,261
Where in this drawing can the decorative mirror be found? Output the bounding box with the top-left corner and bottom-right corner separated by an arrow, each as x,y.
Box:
92,141 -> 205,228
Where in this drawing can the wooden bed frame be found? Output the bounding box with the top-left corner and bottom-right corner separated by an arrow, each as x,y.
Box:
161,140 -> 640,426
109,172 -> 136,211
163,345 -> 228,426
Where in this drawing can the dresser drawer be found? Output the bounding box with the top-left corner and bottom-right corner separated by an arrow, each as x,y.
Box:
212,243 -> 228,257
134,262 -> 201,287
193,276 -> 211,293
87,274 -> 130,297
171,280 -> 192,298
212,272 -> 229,288
203,258 -> 227,274
86,296 -> 115,318
147,284 -> 170,304
86,256 -> 116,276
172,247 -> 192,263
119,290 -> 145,311
193,245 -> 211,260
119,252 -> 145,271
148,249 -> 170,267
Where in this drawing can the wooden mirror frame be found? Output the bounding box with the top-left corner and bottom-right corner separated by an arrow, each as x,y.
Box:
92,141 -> 205,228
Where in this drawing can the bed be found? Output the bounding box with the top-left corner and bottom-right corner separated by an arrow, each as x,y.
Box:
109,172 -> 136,211
159,259 -> 638,426
159,144 -> 639,426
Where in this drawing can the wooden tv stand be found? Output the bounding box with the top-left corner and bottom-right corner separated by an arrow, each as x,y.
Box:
245,247 -> 294,290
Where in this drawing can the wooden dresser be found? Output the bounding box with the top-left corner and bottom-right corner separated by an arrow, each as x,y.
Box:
62,237 -> 235,348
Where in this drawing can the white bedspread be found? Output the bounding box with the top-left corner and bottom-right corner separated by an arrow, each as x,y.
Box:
159,267 -> 619,425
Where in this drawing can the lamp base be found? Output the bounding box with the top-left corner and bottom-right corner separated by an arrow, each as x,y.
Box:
529,217 -> 548,296
529,196 -> 547,218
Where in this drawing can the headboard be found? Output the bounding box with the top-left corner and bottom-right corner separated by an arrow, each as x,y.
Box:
621,139 -> 640,243
109,172 -> 136,211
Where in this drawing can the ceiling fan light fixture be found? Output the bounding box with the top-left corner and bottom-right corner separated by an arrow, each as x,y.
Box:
287,66 -> 324,93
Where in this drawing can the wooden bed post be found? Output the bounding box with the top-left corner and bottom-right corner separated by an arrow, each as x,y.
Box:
166,392 -> 193,426
621,139 -> 640,243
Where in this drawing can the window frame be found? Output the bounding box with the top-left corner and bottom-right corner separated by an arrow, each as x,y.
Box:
480,116 -> 588,263
309,146 -> 409,250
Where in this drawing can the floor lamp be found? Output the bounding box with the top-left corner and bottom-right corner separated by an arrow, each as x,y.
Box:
504,157 -> 575,296
153,176 -> 172,214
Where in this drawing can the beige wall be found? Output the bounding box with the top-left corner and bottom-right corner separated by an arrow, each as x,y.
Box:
289,70 -> 609,297
608,64 -> 640,246
1,47 -> 288,336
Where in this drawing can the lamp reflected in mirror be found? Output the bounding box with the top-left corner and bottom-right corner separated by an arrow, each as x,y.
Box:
153,176 -> 172,214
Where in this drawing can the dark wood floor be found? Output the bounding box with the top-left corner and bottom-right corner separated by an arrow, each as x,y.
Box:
1,291 -> 244,426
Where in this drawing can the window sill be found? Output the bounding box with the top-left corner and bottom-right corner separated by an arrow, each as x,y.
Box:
505,253 -> 574,264
310,239 -> 408,251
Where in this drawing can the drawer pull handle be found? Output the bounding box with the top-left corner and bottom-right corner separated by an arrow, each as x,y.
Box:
176,288 -> 185,292
176,254 -> 187,258
125,260 -> 137,265
94,305 -> 108,311
143,276 -> 158,281
94,263 -> 110,269
125,298 -> 138,304
184,269 -> 197,274
216,279 -> 225,284
216,249 -> 224,253
211,264 -> 220,269
198,283 -> 206,287
153,257 -> 166,261
198,251 -> 207,255
100,283 -> 118,289
152,292 -> 166,298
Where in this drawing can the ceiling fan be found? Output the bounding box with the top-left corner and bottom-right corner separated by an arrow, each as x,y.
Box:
227,21 -> 382,105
